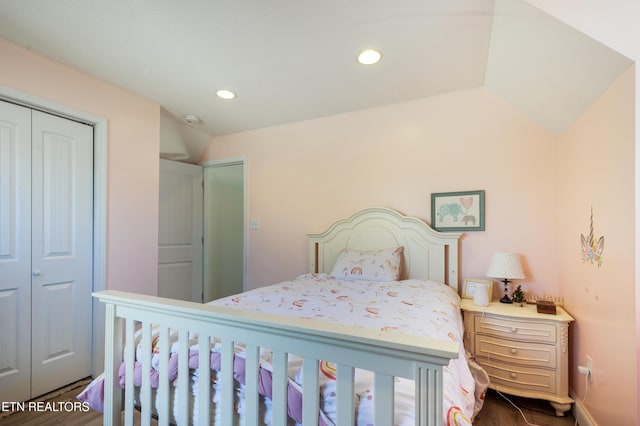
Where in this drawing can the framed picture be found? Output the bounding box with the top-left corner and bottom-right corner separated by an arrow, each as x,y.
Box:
431,190 -> 485,231
462,278 -> 493,301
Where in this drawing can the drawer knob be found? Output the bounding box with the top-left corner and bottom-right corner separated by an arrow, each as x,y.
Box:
510,372 -> 517,379
510,327 -> 518,333
510,348 -> 518,354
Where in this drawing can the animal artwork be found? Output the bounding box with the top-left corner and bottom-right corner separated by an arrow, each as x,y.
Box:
434,193 -> 483,229
581,207 -> 604,267
438,196 -> 477,225
438,203 -> 465,222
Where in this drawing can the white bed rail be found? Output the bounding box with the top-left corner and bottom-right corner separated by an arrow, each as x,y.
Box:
95,290 -> 458,426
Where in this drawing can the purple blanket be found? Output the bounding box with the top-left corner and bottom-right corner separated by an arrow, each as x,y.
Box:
78,349 -> 329,425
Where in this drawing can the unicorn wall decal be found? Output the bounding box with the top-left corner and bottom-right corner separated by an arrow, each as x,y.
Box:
581,206 -> 604,267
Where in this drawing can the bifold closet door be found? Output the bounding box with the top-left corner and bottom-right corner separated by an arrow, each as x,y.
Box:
0,101 -> 32,402
0,102 -> 93,401
30,110 -> 93,397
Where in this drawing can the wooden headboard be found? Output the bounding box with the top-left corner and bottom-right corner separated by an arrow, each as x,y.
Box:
308,207 -> 462,291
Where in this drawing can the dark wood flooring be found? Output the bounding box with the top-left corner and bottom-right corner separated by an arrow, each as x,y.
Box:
1,379 -> 575,425
474,389 -> 576,426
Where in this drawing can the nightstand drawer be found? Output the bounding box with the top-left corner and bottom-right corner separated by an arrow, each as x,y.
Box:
475,315 -> 556,343
477,359 -> 557,396
474,334 -> 556,368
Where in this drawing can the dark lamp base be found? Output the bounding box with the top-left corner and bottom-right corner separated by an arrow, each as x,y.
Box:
499,294 -> 513,304
499,278 -> 513,304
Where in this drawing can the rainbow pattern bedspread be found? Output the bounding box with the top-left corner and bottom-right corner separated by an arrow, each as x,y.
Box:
210,273 -> 476,425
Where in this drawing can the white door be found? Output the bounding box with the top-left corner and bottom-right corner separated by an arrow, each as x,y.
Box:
204,162 -> 244,302
158,159 -> 203,302
30,110 -> 93,396
0,102 -> 93,401
0,101 -> 32,402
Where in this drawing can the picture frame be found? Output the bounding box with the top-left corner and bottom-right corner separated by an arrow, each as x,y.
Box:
431,190 -> 485,231
462,278 -> 493,301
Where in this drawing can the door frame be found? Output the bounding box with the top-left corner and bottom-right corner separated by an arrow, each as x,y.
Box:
200,157 -> 247,298
0,84 -> 108,376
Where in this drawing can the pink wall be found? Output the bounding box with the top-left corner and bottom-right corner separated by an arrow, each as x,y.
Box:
558,66 -> 635,424
524,1 -> 640,423
0,39 -> 161,296
201,87 -> 560,299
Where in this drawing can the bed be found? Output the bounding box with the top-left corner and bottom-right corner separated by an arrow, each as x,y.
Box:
83,207 -> 483,425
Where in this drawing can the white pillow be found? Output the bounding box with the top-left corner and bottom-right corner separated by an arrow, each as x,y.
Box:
330,247 -> 404,281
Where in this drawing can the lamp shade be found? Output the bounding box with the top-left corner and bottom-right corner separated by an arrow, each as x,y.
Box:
487,253 -> 525,279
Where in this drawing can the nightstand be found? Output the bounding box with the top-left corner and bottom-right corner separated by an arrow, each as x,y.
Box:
460,298 -> 574,416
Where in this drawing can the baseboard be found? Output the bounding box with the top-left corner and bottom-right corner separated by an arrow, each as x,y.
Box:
570,390 -> 597,426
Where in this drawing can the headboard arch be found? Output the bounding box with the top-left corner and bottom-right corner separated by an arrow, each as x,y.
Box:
308,207 -> 462,291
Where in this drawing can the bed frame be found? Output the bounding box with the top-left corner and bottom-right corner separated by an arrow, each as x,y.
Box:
94,207 -> 462,426
308,207 -> 461,287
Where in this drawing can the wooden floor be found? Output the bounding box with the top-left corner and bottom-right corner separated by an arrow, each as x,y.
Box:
0,379 -> 575,425
474,389 -> 576,426
0,378 -> 156,426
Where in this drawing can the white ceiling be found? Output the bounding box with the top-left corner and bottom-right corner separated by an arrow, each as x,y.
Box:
0,0 -> 632,139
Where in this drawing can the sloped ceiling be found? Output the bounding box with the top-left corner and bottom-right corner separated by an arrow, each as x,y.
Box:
0,0 -> 632,143
487,0 -> 631,135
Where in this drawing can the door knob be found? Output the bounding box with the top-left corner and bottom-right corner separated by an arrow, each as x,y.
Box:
32,269 -> 41,277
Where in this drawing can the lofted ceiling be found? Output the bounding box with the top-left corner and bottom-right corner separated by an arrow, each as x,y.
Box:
0,0 -> 632,143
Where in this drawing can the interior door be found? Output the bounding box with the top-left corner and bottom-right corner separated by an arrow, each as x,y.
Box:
158,159 -> 203,302
30,110 -> 93,396
0,101 -> 32,402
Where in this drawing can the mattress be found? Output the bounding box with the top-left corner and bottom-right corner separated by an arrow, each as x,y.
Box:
79,273 -> 479,425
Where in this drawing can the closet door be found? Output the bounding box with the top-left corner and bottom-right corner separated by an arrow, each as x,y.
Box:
30,110 -> 93,396
0,103 -> 93,401
0,101 -> 32,402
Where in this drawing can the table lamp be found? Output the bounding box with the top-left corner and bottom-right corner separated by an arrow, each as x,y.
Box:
487,253 -> 525,304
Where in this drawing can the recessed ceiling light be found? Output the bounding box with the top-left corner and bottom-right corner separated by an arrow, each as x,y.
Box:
357,49 -> 382,65
216,89 -> 236,100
